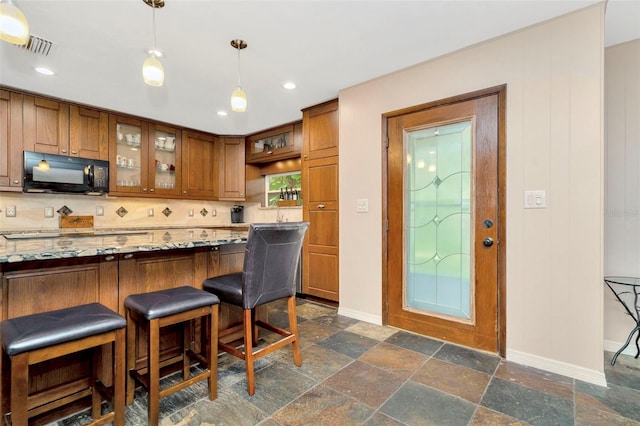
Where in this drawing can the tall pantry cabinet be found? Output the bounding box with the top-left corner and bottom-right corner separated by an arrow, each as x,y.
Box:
301,99 -> 339,302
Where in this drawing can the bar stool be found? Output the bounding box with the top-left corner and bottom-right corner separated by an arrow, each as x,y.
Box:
124,286 -> 219,425
203,222 -> 309,395
0,303 -> 126,426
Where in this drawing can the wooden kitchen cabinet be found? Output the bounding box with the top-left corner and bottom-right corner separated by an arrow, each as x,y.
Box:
246,121 -> 302,163
109,114 -> 150,195
23,95 -> 69,156
69,105 -> 109,160
182,130 -> 217,200
23,96 -> 109,160
302,99 -> 339,302
302,100 -> 338,161
149,122 -> 182,197
0,90 -> 23,191
217,136 -> 245,200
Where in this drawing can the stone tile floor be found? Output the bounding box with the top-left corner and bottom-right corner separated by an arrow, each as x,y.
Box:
59,298 -> 640,425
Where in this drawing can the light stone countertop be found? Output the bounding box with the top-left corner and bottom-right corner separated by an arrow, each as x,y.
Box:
0,227 -> 248,263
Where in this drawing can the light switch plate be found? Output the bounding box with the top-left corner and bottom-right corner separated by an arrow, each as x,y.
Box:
96,206 -> 104,216
356,199 -> 369,213
44,207 -> 54,218
524,190 -> 546,209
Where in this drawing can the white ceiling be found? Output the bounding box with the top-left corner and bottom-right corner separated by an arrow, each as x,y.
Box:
1,0 -> 638,136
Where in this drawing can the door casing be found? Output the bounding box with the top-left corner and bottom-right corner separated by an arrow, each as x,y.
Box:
381,85 -> 507,356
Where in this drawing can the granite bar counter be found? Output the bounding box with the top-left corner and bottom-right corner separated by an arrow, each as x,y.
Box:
0,227 -> 248,263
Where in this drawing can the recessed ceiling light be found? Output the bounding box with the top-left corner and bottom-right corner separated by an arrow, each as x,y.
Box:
35,67 -> 54,76
217,111 -> 228,117
283,82 -> 296,90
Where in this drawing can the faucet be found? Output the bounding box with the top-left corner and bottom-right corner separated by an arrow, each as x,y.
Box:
276,207 -> 285,223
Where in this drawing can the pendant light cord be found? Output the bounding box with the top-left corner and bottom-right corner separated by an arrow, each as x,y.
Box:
151,0 -> 157,53
236,45 -> 242,87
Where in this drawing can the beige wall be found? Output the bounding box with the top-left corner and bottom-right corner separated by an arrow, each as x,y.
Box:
339,5 -> 605,384
604,39 -> 640,351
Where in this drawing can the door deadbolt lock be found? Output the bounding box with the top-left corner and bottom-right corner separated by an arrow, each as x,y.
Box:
483,237 -> 494,247
483,219 -> 494,228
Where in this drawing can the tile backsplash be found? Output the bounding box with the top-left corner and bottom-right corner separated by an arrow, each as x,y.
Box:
0,193 -> 302,231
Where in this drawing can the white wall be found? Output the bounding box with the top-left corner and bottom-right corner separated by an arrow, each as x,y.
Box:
339,5 -> 606,384
604,39 -> 640,352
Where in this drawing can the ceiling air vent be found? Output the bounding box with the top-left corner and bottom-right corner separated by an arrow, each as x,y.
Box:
16,35 -> 55,56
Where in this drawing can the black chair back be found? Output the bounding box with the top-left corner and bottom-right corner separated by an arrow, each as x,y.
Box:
242,222 -> 309,309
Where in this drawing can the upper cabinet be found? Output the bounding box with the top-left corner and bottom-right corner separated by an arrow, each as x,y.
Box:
109,115 -> 149,195
182,130 -> 217,200
23,95 -> 69,155
217,137 -> 245,201
302,101 -> 338,160
23,96 -> 108,160
109,115 -> 183,198
69,105 -> 109,160
246,121 -> 302,163
0,90 -> 23,190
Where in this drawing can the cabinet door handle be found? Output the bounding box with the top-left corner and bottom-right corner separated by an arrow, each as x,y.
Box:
142,188 -> 147,192
71,150 -> 77,155
104,255 -> 115,261
123,253 -> 133,260
12,179 -> 19,184
61,149 -> 67,153
183,191 -> 187,195
150,188 -> 155,192
318,204 -> 325,209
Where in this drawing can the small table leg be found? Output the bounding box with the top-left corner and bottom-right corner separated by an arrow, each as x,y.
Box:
611,324 -> 640,365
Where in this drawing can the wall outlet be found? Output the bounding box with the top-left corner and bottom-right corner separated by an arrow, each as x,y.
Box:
96,206 -> 104,216
147,208 -> 154,217
44,207 -> 54,218
5,205 -> 16,217
211,209 -> 217,217
188,209 -> 194,217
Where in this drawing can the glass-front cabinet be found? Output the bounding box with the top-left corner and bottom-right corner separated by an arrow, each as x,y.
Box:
109,115 -> 181,196
245,122 -> 301,163
150,123 -> 181,197
110,115 -> 148,194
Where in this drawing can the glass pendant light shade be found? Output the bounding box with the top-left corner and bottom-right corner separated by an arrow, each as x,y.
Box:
0,0 -> 29,45
143,54 -> 164,87
231,86 -> 247,112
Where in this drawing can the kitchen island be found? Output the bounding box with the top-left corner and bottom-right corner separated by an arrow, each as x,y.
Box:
0,227 -> 250,424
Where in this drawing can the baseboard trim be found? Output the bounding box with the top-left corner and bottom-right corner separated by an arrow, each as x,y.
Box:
337,306 -> 382,325
507,349 -> 607,387
604,339 -> 638,357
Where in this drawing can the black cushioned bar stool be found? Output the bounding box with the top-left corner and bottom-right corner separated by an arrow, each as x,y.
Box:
203,222 -> 309,396
0,303 -> 126,426
124,286 -> 219,425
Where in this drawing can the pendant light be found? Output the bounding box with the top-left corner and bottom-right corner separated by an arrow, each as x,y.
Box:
0,0 -> 29,45
230,39 -> 247,112
142,0 -> 164,87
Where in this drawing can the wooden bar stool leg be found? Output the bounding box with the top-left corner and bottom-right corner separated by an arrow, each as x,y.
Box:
126,309 -> 137,405
91,346 -> 102,419
182,320 -> 190,380
148,318 -> 160,426
114,327 -> 126,426
10,353 -> 29,426
243,309 -> 256,396
288,296 -> 302,366
209,305 -> 219,400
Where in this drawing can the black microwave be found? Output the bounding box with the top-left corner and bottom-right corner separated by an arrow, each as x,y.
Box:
23,151 -> 109,195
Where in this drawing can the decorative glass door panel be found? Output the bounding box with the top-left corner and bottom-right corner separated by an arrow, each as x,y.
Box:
115,123 -> 143,190
153,128 -> 178,194
405,120 -> 473,322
